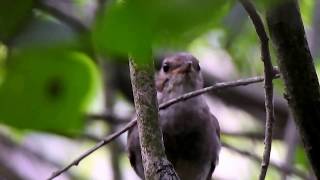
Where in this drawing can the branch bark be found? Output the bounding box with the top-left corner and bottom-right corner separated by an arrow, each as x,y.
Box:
129,56 -> 179,180
267,1 -> 320,178
239,1 -> 275,179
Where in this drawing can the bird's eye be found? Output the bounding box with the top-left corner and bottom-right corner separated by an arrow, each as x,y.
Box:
163,63 -> 170,73
195,63 -> 201,71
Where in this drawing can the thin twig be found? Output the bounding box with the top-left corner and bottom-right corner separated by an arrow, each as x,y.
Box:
0,132 -> 78,179
239,1 -> 275,179
47,119 -> 137,180
89,73 -> 279,123
222,142 -> 308,179
47,73 -> 279,180
160,74 -> 278,110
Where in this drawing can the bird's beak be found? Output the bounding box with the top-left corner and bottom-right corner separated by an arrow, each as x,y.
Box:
174,61 -> 193,74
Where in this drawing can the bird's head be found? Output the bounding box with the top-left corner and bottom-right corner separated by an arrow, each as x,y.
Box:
156,53 -> 203,101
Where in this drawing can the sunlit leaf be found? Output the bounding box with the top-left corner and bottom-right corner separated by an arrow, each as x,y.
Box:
0,47 -> 98,134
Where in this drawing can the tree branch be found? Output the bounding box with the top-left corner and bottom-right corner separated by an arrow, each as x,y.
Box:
160,73 -> 278,110
267,1 -> 320,178
47,119 -> 137,180
47,73 -> 279,179
239,1 -> 275,179
129,56 -> 179,179
117,58 -> 289,137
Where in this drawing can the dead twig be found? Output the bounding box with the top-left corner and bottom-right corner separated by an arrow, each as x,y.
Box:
239,0 -> 275,179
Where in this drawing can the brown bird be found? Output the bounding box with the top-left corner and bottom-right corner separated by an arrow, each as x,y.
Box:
127,53 -> 221,180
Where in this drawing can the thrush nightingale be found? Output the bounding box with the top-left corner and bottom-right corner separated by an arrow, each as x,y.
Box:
127,53 -> 221,180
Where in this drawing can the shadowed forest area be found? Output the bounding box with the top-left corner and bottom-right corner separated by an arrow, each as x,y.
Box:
0,0 -> 320,180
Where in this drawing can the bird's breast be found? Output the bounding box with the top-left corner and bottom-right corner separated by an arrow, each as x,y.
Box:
159,98 -> 215,161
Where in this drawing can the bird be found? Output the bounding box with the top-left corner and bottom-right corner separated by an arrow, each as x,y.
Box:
127,53 -> 221,180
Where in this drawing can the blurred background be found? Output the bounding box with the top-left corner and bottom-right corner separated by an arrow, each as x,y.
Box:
0,0 -> 319,179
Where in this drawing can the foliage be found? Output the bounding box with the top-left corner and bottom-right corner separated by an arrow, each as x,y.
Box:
93,0 -> 232,64
0,0 -> 234,135
0,47 -> 98,134
0,0 -> 318,178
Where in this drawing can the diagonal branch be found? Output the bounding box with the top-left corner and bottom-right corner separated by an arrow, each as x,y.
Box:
239,0 -> 275,179
47,73 -> 279,180
47,119 -> 137,180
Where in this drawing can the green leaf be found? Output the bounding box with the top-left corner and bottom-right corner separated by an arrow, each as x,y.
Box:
93,1 -> 153,63
93,0 -> 232,62
0,0 -> 34,41
0,47 -> 98,135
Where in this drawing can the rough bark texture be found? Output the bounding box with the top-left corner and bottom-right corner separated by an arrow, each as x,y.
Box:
129,58 -> 179,180
267,1 -> 320,178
